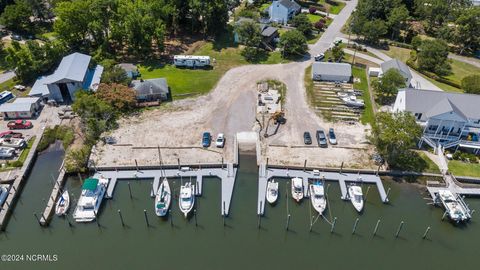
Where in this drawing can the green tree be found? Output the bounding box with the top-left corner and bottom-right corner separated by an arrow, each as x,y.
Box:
372,69 -> 406,104
95,83 -> 137,111
387,5 -> 409,40
279,30 -> 307,58
362,19 -> 387,44
235,20 -> 263,61
417,39 -> 451,75
370,112 -> 423,171
291,13 -> 312,37
461,74 -> 480,94
101,64 -> 131,85
0,0 -> 33,33
452,7 -> 480,54
331,44 -> 344,62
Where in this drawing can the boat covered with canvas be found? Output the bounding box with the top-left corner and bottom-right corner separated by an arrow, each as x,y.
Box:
73,176 -> 109,222
55,190 -> 70,216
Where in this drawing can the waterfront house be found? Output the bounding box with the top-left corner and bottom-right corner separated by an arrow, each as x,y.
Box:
380,59 -> 412,87
393,88 -> 480,154
132,78 -> 170,102
29,52 -> 104,103
0,97 -> 42,119
268,0 -> 301,25
312,62 -> 352,82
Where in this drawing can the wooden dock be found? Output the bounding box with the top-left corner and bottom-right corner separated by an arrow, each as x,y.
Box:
39,165 -> 67,226
257,165 -> 389,215
0,134 -> 43,231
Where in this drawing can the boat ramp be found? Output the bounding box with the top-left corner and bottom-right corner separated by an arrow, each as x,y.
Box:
257,164 -> 389,215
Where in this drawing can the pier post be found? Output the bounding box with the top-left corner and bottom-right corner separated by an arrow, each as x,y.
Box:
169,210 -> 173,227
221,157 -> 224,170
94,211 -> 100,227
128,182 -> 132,199
33,212 -> 41,226
65,215 -> 72,227
441,211 -> 448,221
373,219 -> 381,236
365,186 -> 371,202
12,185 -> 16,192
223,201 -> 226,216
194,209 -> 198,227
326,184 -> 330,196
157,145 -> 162,166
286,214 -> 291,231
471,209 -> 475,216
376,164 -> 381,176
352,218 -> 359,234
422,226 -> 431,239
303,159 -> 307,171
384,188 -> 391,203
143,209 -> 149,227
330,217 -> 337,233
177,158 -> 180,170
135,159 -> 139,171
118,209 -> 125,227
340,162 -> 344,173
257,214 -> 261,229
395,221 -> 404,238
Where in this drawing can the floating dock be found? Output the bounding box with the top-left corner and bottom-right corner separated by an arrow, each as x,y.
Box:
257,165 -> 388,215
94,163 -> 237,216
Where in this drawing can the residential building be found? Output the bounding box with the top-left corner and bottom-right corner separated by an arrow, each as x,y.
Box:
29,52 -> 104,103
380,59 -> 412,87
393,88 -> 480,154
132,78 -> 170,102
0,97 -> 42,119
312,62 -> 352,82
268,0 -> 301,24
118,63 -> 140,79
234,18 -> 279,51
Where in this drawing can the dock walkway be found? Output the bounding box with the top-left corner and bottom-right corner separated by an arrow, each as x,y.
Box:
427,174 -> 480,199
257,166 -> 388,215
95,164 -> 237,216
39,166 -> 67,226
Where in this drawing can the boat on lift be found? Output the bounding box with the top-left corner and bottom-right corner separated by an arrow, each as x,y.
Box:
437,190 -> 471,223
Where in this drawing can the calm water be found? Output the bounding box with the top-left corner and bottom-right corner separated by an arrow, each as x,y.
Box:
0,150 -> 478,269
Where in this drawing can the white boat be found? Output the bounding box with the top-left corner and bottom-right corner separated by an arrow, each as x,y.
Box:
291,177 -> 304,202
0,184 -> 10,208
309,182 -> 327,215
341,96 -> 365,108
155,178 -> 171,217
437,190 -> 471,223
0,147 -> 15,158
73,176 -> 109,222
266,180 -> 279,204
348,184 -> 364,213
55,190 -> 70,216
179,182 -> 195,218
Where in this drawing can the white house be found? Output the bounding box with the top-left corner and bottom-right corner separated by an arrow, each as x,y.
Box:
393,88 -> 480,154
29,52 -> 104,103
268,0 -> 301,25
0,97 -> 42,119
380,59 -> 412,87
312,62 -> 352,82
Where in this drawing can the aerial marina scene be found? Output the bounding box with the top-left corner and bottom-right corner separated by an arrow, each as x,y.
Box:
1,0 -> 480,269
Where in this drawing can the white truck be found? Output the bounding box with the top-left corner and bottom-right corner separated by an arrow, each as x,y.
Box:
173,55 -> 211,68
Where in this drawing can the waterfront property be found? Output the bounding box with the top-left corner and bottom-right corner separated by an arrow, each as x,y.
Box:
312,62 -> 352,82
380,58 -> 412,87
28,52 -> 104,103
393,88 -> 480,154
268,0 -> 301,25
0,97 -> 42,119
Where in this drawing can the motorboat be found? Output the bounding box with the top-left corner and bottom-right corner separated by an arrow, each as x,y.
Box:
0,184 -> 10,208
55,190 -> 70,216
73,176 -> 109,222
155,178 -> 171,217
341,95 -> 365,108
0,147 -> 15,158
309,182 -> 327,215
437,190 -> 471,223
348,184 -> 364,213
179,182 -> 195,218
291,177 -> 304,202
266,180 -> 279,204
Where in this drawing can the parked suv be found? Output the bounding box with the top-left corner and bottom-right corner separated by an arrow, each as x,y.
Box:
316,130 -> 328,148
303,132 -> 312,145
202,132 -> 211,147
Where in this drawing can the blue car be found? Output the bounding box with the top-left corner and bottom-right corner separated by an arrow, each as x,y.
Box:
202,132 -> 211,147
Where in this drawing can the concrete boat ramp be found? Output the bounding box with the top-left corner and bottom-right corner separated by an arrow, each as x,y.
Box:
94,163 -> 237,216
257,165 -> 389,215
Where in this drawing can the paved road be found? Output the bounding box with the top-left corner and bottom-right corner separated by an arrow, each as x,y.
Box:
0,71 -> 15,84
448,53 -> 480,69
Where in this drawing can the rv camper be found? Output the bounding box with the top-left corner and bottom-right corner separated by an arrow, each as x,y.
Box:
173,55 -> 211,68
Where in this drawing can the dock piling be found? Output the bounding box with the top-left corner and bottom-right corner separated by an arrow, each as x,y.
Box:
330,217 -> 337,233
422,226 -> 431,239
373,219 -> 381,236
471,209 -> 475,216
326,184 -> 330,195
395,221 -> 404,238
385,188 -> 391,203
33,212 -> 41,226
135,159 -> 139,171
169,209 -> 173,227
194,209 -> 198,227
441,211 -> 447,221
340,162 -> 344,173
128,182 -> 132,199
143,209 -> 149,227
365,186 -> 371,202
352,218 -> 359,234
303,159 -> 307,171
65,215 -> 72,227
118,209 -> 125,227
94,211 -> 100,227
286,214 -> 291,231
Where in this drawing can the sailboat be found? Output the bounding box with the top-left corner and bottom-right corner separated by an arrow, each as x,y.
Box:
348,184 -> 364,213
155,178 -> 171,217
291,177 -> 304,202
266,180 -> 279,204
179,182 -> 195,218
55,190 -> 70,216
309,182 -> 327,215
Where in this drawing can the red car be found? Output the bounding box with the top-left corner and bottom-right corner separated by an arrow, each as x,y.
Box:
0,131 -> 23,138
7,120 -> 33,130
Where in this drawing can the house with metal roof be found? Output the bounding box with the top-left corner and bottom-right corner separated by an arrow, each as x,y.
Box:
381,59 -> 412,86
132,78 -> 170,102
268,0 -> 301,24
393,88 -> 480,154
0,97 -> 41,119
29,52 -> 104,103
312,62 -> 352,82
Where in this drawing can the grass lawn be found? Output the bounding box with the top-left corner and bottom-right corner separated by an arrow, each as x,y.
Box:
0,78 -> 29,97
304,65 -> 314,107
421,73 -> 463,93
448,160 -> 480,178
352,66 -> 374,125
260,3 -> 270,12
17,137 -> 35,164
380,46 -> 411,63
307,13 -> 322,23
326,1 -> 345,14
445,59 -> 480,86
138,42 -> 287,99
418,152 -> 441,174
